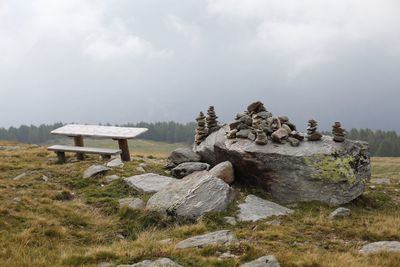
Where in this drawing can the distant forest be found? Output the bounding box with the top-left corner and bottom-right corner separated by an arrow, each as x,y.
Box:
0,123 -> 399,157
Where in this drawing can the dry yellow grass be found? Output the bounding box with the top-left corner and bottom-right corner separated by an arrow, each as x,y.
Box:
0,141 -> 399,266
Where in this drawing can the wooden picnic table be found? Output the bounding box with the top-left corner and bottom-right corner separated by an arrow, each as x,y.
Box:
51,124 -> 148,161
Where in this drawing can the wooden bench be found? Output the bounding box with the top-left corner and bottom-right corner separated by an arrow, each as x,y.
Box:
48,145 -> 121,163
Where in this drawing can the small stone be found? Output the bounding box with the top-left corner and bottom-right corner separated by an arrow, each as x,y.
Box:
359,241 -> 400,255
247,101 -> 266,114
168,148 -> 201,165
239,255 -> 281,267
106,158 -> 124,168
372,178 -> 391,185
117,258 -> 183,267
105,175 -> 120,183
224,216 -> 237,226
175,230 -> 238,249
329,207 -> 351,219
220,252 -> 239,259
281,124 -> 292,135
41,175 -> 49,182
209,161 -> 235,185
287,137 -> 300,147
136,166 -> 146,173
139,163 -> 147,168
171,162 -> 210,178
118,197 -> 145,210
236,129 -> 251,139
271,128 -> 288,143
83,165 -> 110,178
158,238 -> 172,245
289,131 -> 304,141
13,173 -> 27,180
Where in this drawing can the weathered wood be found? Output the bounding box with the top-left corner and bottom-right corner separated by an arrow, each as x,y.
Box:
48,145 -> 121,155
51,124 -> 148,139
74,135 -> 85,160
117,139 -> 131,161
56,151 -> 66,163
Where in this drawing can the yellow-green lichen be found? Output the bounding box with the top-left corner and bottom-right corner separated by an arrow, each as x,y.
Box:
304,154 -> 357,185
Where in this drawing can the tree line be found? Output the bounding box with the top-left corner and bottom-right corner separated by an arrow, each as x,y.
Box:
0,123 -> 399,156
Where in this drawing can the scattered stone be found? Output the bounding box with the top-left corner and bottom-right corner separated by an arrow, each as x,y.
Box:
219,252 -> 239,259
369,185 -> 376,190
236,129 -> 251,139
13,197 -> 21,203
359,241 -> 400,255
168,148 -> 201,165
271,128 -> 288,143
287,137 -> 300,147
329,207 -> 351,219
42,175 -> 49,182
13,173 -> 27,180
147,171 -> 234,220
209,161 -> 235,185
117,258 -> 183,267
106,158 -> 124,168
0,146 -> 19,151
240,255 -> 281,267
175,230 -> 238,249
281,124 -> 292,135
83,165 -> 110,178
136,166 -> 146,173
224,216 -> 237,226
332,122 -> 346,142
158,238 -> 172,245
98,262 -> 112,267
124,173 -> 176,193
372,178 -> 391,185
289,131 -> 304,141
195,112 -> 208,145
307,119 -> 322,141
207,106 -> 220,134
171,162 -> 210,178
237,195 -> 293,222
266,219 -> 281,225
118,197 -> 145,210
105,175 -> 120,183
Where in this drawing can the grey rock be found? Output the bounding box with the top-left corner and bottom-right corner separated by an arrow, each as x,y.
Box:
281,124 -> 292,135
236,129 -> 251,139
372,178 -> 391,185
237,195 -> 293,222
329,207 -> 351,219
117,258 -> 183,267
240,255 -> 280,267
171,162 -> 210,178
119,197 -> 145,209
106,158 -> 124,168
209,161 -> 235,184
83,165 -> 110,178
105,174 -> 120,183
136,166 -> 146,173
196,126 -> 371,205
158,238 -> 172,245
271,128 -> 288,143
13,173 -> 27,180
224,216 -> 237,226
287,137 -> 300,147
124,173 -> 176,193
168,148 -> 201,165
42,175 -> 49,182
175,230 -> 237,249
0,145 -> 19,151
139,163 -> 147,168
147,171 -> 234,220
359,241 -> 400,255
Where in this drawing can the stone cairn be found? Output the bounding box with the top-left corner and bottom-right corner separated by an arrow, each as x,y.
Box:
332,122 -> 346,142
195,112 -> 207,145
307,119 -> 322,141
206,106 -> 220,134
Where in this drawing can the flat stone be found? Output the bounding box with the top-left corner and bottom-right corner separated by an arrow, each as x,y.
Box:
118,197 -> 145,209
124,173 -> 176,193
136,166 -> 146,173
171,162 -> 210,179
13,173 -> 27,180
359,241 -> 400,255
224,216 -> 237,226
237,195 -> 293,222
168,148 -> 201,165
105,175 -> 120,183
329,207 -> 351,219
0,146 -> 19,151
240,255 -> 281,267
209,161 -> 235,184
147,171 -> 234,220
236,129 -> 251,139
117,258 -> 183,267
372,178 -> 391,185
83,165 -> 111,178
175,230 -> 238,249
106,158 -> 124,168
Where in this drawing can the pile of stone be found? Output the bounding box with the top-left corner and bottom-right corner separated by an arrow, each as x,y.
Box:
307,119 -> 322,141
206,106 -> 220,134
195,112 -> 207,145
332,122 -> 346,142
224,101 -> 303,146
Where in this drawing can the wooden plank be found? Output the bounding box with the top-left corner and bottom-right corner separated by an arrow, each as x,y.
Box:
48,145 -> 121,155
51,124 -> 148,139
117,139 -> 131,161
74,135 -> 85,160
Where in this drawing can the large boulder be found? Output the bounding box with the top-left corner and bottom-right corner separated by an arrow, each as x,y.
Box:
194,126 -> 371,205
168,147 -> 201,165
359,241 -> 400,255
209,161 -> 235,184
175,230 -> 238,249
171,162 -> 210,178
146,171 -> 235,220
124,173 -> 177,193
83,165 -> 110,178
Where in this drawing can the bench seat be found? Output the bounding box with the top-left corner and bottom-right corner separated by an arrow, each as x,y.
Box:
48,145 -> 121,163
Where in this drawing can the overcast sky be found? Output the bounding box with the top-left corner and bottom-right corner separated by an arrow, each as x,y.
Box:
1,0 -> 399,131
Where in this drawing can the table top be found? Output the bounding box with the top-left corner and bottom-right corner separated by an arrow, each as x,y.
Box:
51,124 -> 148,139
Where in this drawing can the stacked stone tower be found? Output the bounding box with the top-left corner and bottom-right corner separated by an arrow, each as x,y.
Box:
195,112 -> 207,145
332,122 -> 346,142
307,119 -> 322,141
206,106 -> 220,134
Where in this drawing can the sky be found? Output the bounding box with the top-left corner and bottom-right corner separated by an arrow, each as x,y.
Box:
1,0 -> 400,132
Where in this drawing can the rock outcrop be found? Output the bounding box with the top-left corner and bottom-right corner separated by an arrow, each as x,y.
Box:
146,171 -> 235,220
194,126 -> 371,205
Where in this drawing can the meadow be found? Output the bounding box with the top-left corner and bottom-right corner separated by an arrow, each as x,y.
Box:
0,140 -> 399,267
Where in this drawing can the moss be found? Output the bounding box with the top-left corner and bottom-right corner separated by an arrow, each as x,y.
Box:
304,154 -> 357,184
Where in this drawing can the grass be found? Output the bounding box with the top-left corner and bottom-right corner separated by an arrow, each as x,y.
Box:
0,141 -> 399,267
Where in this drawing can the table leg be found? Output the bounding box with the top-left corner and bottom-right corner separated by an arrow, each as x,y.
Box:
74,135 -> 85,160
118,139 -> 131,161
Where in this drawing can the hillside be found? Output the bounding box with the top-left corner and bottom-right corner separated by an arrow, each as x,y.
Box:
0,141 -> 399,267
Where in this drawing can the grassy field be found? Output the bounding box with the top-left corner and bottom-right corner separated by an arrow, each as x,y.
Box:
0,141 -> 399,267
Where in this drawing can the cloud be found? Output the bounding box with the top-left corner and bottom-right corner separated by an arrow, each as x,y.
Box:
166,14 -> 201,46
